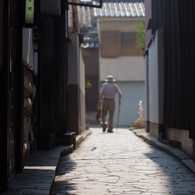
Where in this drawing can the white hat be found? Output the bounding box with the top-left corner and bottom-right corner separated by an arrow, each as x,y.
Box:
105,75 -> 115,83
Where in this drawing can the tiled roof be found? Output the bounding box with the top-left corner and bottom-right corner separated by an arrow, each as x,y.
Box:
93,2 -> 145,17
68,1 -> 145,29
82,37 -> 99,48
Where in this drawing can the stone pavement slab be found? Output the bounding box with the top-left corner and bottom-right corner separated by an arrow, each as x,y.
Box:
2,130 -> 91,195
51,127 -> 195,195
131,128 -> 195,174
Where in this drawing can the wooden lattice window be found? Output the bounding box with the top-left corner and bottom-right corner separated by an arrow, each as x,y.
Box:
100,31 -> 121,58
100,31 -> 142,58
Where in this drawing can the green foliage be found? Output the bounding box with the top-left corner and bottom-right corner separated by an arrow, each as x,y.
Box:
136,19 -> 145,55
85,77 -> 92,91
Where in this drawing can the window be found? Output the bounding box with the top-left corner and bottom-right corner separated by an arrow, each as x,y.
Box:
101,31 -> 121,58
100,31 -> 141,58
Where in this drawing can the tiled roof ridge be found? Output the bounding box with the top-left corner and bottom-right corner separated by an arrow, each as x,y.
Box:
93,1 -> 145,18
96,0 -> 144,2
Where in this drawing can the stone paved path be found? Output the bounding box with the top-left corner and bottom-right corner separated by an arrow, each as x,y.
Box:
51,127 -> 195,195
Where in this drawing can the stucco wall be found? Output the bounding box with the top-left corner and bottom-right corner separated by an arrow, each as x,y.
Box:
100,56 -> 145,81
101,81 -> 145,127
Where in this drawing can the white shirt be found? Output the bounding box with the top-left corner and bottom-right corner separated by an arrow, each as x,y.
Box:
100,82 -> 122,99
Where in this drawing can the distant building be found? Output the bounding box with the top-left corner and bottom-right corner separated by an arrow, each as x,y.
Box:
69,0 -> 145,126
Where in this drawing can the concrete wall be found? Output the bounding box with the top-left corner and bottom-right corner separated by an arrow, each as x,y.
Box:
101,81 -> 145,127
100,56 -> 145,82
166,128 -> 194,158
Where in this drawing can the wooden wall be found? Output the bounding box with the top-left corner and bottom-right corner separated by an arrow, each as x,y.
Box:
40,16 -> 67,140
0,0 -> 23,192
152,0 -> 195,139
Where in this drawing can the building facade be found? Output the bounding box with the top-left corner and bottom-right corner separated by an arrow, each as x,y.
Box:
71,0 -> 146,126
0,1 -> 102,192
145,0 -> 195,160
96,0 -> 145,126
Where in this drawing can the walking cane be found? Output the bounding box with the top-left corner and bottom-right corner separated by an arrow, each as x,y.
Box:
117,104 -> 120,132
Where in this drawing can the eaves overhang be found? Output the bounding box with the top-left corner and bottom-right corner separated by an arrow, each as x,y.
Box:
68,0 -> 102,8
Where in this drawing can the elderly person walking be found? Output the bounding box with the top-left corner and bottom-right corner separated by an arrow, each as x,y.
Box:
99,75 -> 122,133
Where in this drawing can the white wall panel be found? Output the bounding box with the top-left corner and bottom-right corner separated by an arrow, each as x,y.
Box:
22,28 -> 33,68
148,33 -> 158,123
148,28 -> 164,124
100,56 -> 145,81
80,49 -> 85,132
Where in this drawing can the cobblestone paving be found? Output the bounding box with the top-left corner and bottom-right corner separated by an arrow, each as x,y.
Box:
51,128 -> 195,195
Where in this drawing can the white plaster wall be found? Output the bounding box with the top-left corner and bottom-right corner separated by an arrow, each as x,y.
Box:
22,28 -> 34,68
80,49 -> 85,95
148,32 -> 159,124
68,33 -> 86,132
41,0 -> 61,15
23,28 -> 30,64
29,31 -> 34,69
100,56 -> 145,81
145,54 -> 149,122
148,28 -> 164,124
158,28 -> 164,124
102,81 -> 145,127
68,33 -> 79,85
80,49 -> 86,132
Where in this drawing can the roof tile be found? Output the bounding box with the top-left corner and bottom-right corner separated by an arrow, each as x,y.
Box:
68,1 -> 145,29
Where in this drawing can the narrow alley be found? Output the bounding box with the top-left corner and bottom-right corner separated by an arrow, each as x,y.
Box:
51,127 -> 195,195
